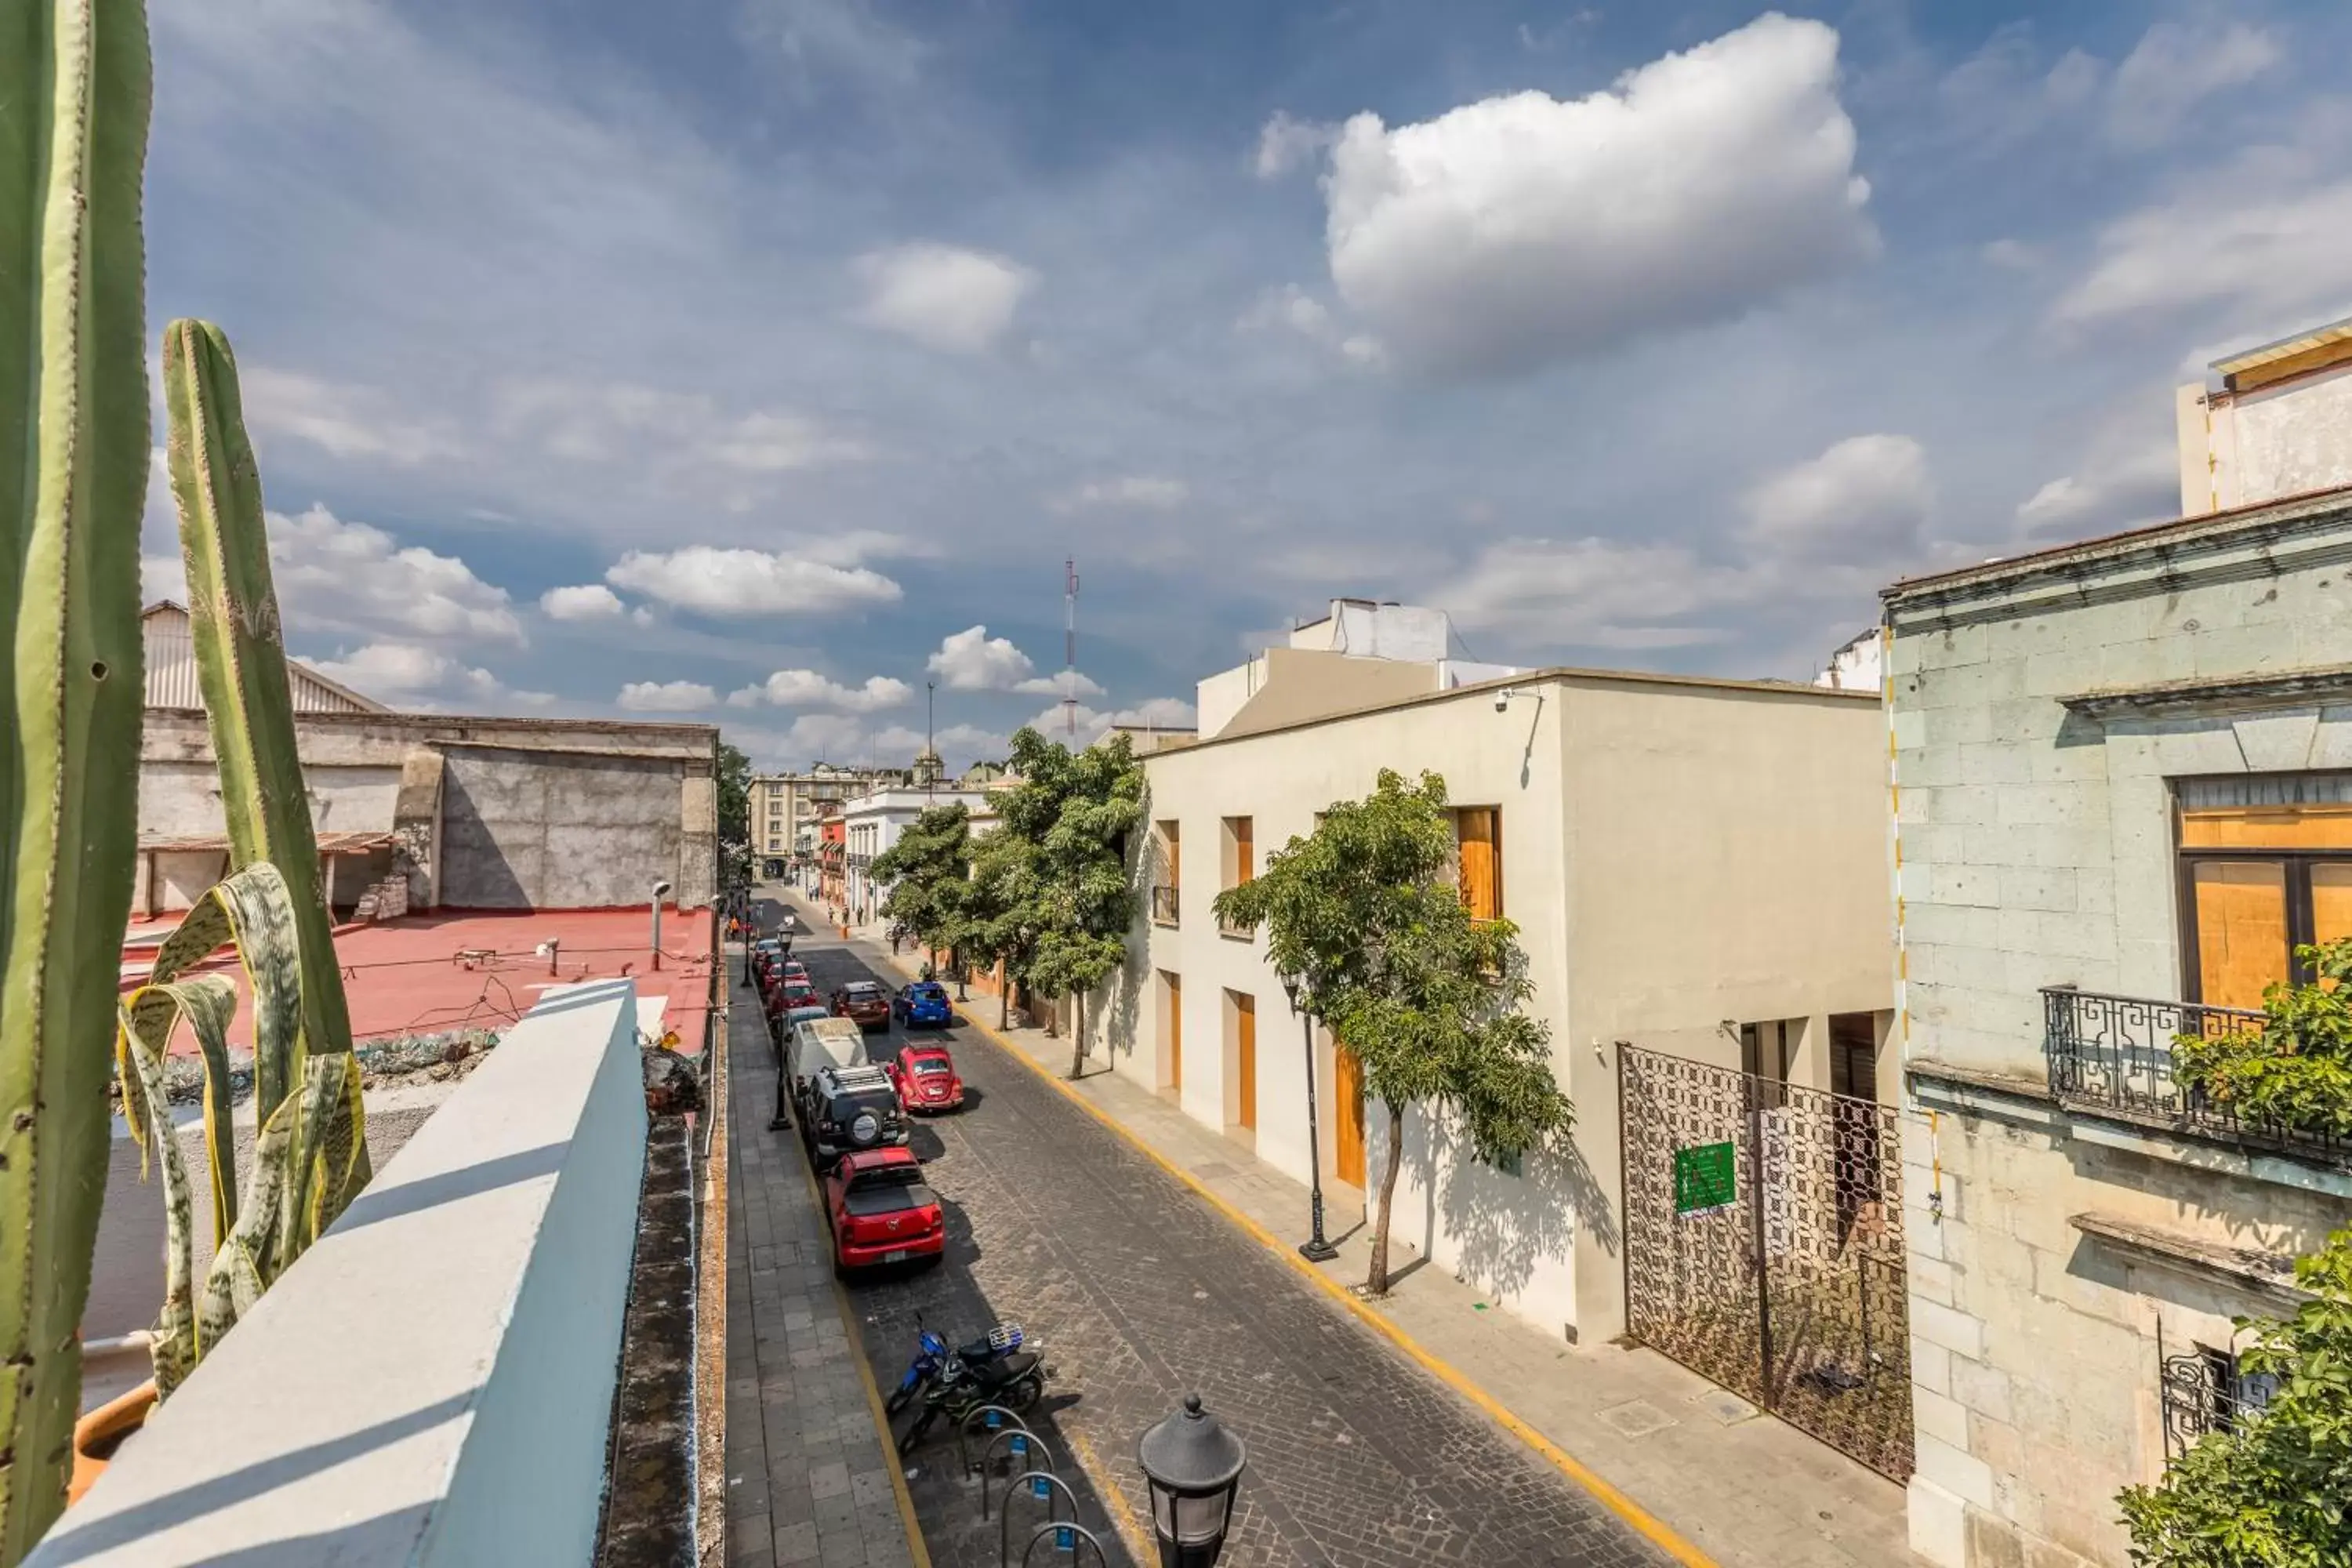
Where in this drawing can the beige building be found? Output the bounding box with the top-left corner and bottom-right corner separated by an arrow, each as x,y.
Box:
1102,605 -> 1900,1475
750,764 -> 907,877
1889,321 -> 2352,1567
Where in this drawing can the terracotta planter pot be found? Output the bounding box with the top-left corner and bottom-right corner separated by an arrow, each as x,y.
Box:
69,1379 -> 157,1506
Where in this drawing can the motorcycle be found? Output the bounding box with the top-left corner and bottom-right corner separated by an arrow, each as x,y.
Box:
895,1340 -> 1049,1457
884,1316 -> 1026,1417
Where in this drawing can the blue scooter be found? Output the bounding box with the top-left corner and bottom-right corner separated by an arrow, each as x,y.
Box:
884,1315 -> 1026,1417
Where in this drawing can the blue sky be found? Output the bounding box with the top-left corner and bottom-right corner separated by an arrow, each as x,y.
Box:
141,0 -> 2352,768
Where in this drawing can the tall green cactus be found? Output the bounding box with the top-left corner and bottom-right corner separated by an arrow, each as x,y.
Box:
0,0 -> 154,1556
163,321 -> 357,1102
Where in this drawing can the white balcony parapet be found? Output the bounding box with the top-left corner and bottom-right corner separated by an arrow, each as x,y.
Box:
32,978 -> 652,1566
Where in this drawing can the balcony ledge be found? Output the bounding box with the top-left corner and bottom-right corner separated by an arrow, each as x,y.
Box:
32,979 -> 652,1566
2068,1211 -> 2310,1312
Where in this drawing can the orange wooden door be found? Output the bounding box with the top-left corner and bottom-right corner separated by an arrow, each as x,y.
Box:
1333,1044 -> 1366,1186
1236,994 -> 1256,1130
1167,973 -> 1182,1091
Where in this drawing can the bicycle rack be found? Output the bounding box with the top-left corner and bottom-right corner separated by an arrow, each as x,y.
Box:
955,1405 -> 1032,1477
1019,1519 -> 1112,1567
994,1471 -> 1081,1563
978,1429 -> 1057,1520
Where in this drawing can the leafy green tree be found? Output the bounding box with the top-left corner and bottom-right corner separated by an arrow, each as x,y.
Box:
714,740 -> 754,891
2118,1228 -> 2352,1568
962,826 -> 1043,1030
2176,937 -> 2352,1138
997,727 -> 1143,1076
1213,768 -> 1571,1294
869,802 -> 971,967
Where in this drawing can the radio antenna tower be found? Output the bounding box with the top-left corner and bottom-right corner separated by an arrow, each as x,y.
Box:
1062,557 -> 1080,737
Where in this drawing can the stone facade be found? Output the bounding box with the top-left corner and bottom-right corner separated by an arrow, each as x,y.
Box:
1885,485 -> 2352,1567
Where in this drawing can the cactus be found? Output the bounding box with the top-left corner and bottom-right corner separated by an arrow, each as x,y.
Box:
0,0 -> 154,1554
114,864 -> 367,1397
163,320 -> 358,1102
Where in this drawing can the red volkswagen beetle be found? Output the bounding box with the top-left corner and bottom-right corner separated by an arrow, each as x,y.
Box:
884,1044 -> 965,1114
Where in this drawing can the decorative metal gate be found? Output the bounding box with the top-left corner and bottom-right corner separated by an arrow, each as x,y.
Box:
1618,1044 -> 1914,1480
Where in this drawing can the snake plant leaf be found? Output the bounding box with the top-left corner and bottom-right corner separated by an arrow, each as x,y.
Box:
163,320 -> 354,1081
0,0 -> 154,1550
114,1022 -> 195,1399
114,973 -> 238,1244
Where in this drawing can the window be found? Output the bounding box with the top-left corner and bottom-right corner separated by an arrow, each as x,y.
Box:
1455,808 -> 1502,921
2177,774 -> 2352,1007
1219,818 -> 1253,936
1152,819 -> 1181,925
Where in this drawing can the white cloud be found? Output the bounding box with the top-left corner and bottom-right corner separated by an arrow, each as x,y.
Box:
310,641 -> 554,710
854,242 -> 1033,355
1054,476 -> 1189,512
540,583 -> 626,621
1430,536 -> 1745,647
607,545 -> 902,616
1026,697 -> 1199,744
728,669 -> 912,712
267,504 -> 523,644
1740,435 -> 1932,561
1236,285 -> 1386,368
927,625 -> 1036,690
1252,111 -> 1337,179
2016,440 -> 2178,539
2051,174 -> 2352,331
1013,670 -> 1106,699
238,368 -> 460,466
2107,22 -> 2279,147
1319,14 -> 1874,378
617,679 -> 720,711
1980,238 -> 2039,271
492,379 -> 873,474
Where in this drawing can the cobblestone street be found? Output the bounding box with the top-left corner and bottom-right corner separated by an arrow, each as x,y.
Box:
789,930 -> 1669,1568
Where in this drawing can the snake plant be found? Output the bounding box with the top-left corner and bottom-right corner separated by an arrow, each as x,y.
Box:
113,864 -> 367,1397
0,0 -> 154,1554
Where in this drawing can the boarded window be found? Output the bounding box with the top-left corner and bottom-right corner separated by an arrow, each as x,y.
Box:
1456,808 -> 1502,920
2178,775 -> 2352,1006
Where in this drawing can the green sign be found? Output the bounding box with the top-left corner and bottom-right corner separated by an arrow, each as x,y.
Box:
1674,1142 -> 1737,1214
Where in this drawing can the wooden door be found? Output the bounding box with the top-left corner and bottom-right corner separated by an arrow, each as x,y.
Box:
1166,972 -> 1182,1091
1334,1044 -> 1366,1186
1236,994 -> 1256,1131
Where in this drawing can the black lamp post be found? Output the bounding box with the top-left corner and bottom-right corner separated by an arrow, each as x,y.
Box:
1136,1395 -> 1246,1568
1280,973 -> 1340,1264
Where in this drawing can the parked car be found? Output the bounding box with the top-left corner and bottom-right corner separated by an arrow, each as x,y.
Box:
884,1044 -> 964,1114
782,960 -> 811,987
833,981 -> 891,1032
894,981 -> 953,1029
822,1146 -> 943,1273
801,1062 -> 911,1169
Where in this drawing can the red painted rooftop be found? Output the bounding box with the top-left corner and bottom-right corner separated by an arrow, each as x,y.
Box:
122,906 -> 722,1056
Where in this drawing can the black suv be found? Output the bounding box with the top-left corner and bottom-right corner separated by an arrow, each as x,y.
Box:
801,1063 -> 911,1170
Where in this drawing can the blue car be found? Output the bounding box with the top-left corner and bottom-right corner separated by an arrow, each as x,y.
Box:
895,981 -> 953,1029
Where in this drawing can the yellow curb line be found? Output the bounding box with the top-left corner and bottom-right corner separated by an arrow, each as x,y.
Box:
1066,1429 -> 1155,1563
785,1112 -> 936,1568
933,983 -> 1718,1568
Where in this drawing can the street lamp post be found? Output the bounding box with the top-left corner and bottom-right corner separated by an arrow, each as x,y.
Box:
1280,973 -> 1341,1264
1136,1396 -> 1247,1568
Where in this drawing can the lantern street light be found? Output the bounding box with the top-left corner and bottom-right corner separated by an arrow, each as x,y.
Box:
1136,1395 -> 1247,1568
1279,972 -> 1341,1264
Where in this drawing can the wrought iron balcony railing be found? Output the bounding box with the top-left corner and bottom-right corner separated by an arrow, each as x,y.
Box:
1149,884 -> 1179,925
2158,1334 -> 2278,1459
2042,985 -> 2348,1166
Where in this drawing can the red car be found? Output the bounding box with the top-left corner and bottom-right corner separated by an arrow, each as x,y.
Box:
884,1044 -> 965,1114
831,980 -> 892,1032
822,1146 -> 945,1272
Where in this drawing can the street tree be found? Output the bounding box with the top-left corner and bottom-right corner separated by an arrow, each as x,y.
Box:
1213,768 -> 1572,1295
2118,1226 -> 2352,1568
962,826 -> 1043,1030
869,802 -> 972,971
714,740 -> 754,893
997,727 -> 1143,1076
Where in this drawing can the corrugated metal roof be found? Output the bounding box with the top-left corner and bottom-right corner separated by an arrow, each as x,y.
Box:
141,601 -> 389,713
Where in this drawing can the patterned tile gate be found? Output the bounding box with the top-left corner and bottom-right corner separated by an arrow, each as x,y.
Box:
1617,1044 -> 1915,1481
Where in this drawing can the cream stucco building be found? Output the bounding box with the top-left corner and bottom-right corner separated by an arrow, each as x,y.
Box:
1102,606 -> 1895,1370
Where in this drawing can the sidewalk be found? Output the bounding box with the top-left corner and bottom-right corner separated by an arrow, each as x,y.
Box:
723,968 -> 929,1568
821,903 -> 1920,1568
